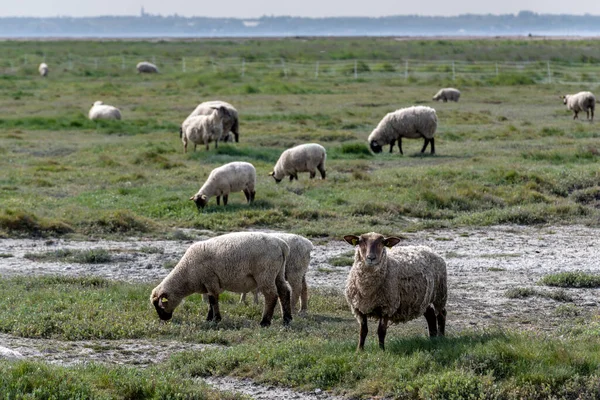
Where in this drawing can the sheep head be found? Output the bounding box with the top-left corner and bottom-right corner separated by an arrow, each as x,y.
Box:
562,95 -> 569,105
268,171 -> 282,183
150,287 -> 177,321
369,140 -> 383,154
190,194 -> 208,210
344,232 -> 401,267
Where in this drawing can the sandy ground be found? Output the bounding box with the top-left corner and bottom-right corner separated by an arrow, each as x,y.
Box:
1,225 -> 599,398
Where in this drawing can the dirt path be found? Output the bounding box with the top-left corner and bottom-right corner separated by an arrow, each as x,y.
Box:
1,225 -> 599,398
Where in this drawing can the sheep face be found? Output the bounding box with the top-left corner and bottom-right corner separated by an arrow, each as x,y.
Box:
190,194 -> 208,210
268,171 -> 282,183
369,140 -> 383,154
150,288 -> 180,321
562,95 -> 569,105
344,233 -> 401,267
179,126 -> 183,139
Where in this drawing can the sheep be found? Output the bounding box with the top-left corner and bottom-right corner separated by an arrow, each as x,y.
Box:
269,143 -> 326,183
180,106 -> 229,152
186,101 -> 239,143
136,61 -> 159,73
433,88 -> 460,102
189,161 -> 256,210
562,92 -> 595,121
88,101 -> 122,121
150,232 -> 292,326
344,232 -> 447,351
240,233 -> 313,314
38,63 -> 48,77
368,106 -> 438,155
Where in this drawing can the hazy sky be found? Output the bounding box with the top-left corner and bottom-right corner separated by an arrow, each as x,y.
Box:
3,0 -> 600,18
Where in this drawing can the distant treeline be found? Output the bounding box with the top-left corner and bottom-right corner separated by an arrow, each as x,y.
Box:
2,11 -> 600,37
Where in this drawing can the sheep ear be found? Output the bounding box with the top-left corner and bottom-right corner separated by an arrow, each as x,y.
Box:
200,194 -> 207,200
343,235 -> 359,246
383,237 -> 401,248
268,171 -> 274,176
158,296 -> 168,308
189,196 -> 195,201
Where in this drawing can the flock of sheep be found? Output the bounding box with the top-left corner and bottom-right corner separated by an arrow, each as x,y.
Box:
36,61 -> 597,349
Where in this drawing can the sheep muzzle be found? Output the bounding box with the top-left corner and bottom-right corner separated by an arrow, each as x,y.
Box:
369,141 -> 383,153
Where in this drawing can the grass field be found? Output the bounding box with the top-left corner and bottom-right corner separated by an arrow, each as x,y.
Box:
1,38 -> 600,398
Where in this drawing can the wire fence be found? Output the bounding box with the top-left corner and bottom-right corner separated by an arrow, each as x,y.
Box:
2,54 -> 600,85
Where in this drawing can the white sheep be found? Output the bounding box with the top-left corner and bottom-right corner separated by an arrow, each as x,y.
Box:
562,92 -> 595,121
240,233 -> 313,314
368,106 -> 438,155
180,106 -> 231,152
433,88 -> 460,102
136,61 -> 159,73
38,63 -> 48,77
189,161 -> 256,210
186,100 -> 239,143
88,101 -> 122,121
150,232 -> 292,326
344,232 -> 447,351
269,143 -> 326,183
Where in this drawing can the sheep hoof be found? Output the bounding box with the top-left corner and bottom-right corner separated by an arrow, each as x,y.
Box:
259,319 -> 272,327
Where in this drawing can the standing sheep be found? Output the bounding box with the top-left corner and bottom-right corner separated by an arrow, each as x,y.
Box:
186,101 -> 239,143
269,143 -> 327,183
38,63 -> 48,77
344,232 -> 447,351
180,106 -> 229,152
433,88 -> 460,102
151,232 -> 292,326
240,233 -> 313,314
190,161 -> 256,210
562,92 -> 595,121
88,101 -> 122,121
368,106 -> 438,155
136,61 -> 159,73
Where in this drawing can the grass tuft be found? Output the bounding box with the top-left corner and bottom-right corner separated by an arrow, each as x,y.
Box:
539,272 -> 600,288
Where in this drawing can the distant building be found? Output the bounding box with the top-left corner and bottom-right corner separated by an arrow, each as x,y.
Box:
140,6 -> 146,18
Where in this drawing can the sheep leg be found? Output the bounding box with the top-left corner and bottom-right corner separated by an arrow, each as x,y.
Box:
377,317 -> 389,350
207,294 -> 222,322
420,138 -> 430,154
183,142 -> 188,153
216,196 -> 221,206
240,292 -> 248,304
223,195 -> 228,206
389,139 -> 395,153
318,164 -> 326,179
398,138 -> 403,155
289,175 -> 294,182
193,144 -> 197,152
430,138 -> 435,154
357,311 -> 368,351
243,189 -> 250,202
250,191 -> 256,202
309,171 -> 316,179
252,290 -> 259,304
573,111 -> 578,120
259,288 -> 278,327
299,276 -> 308,315
424,305 -> 438,337
275,273 -> 293,325
437,308 -> 447,336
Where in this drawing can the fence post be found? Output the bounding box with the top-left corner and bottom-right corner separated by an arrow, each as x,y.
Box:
242,58 -> 245,78
182,57 -> 186,73
547,61 -> 551,84
354,60 -> 358,79
281,58 -> 287,78
68,54 -> 72,70
211,57 -> 216,73
315,61 -> 319,78
452,61 -> 456,81
122,56 -> 125,70
404,60 -> 408,80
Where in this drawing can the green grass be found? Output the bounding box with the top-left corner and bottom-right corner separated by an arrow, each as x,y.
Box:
24,248 -> 112,264
539,272 -> 600,288
505,287 -> 573,302
1,276 -> 600,399
328,251 -> 355,267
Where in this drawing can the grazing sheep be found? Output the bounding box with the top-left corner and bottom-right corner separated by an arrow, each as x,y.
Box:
136,61 -> 159,73
38,63 -> 48,77
368,106 -> 438,155
433,88 -> 460,102
190,161 -> 256,210
562,92 -> 595,121
344,232 -> 447,351
186,101 -> 239,143
269,143 -> 326,183
240,233 -> 313,314
88,101 -> 122,121
151,232 -> 292,326
180,106 -> 229,152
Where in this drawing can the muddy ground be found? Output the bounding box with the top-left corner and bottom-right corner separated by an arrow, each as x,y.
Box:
1,225 -> 599,398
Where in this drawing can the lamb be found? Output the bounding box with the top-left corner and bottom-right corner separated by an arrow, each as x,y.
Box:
368,106 -> 438,155
240,233 -> 313,314
151,232 -> 292,326
189,161 -> 256,210
136,61 -> 159,73
186,100 -> 239,143
562,92 -> 595,121
344,232 -> 447,351
432,88 -> 460,102
269,143 -> 326,183
88,101 -> 122,121
180,106 -> 229,152
38,63 -> 48,77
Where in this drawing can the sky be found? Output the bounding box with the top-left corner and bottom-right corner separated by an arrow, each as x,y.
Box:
2,0 -> 600,18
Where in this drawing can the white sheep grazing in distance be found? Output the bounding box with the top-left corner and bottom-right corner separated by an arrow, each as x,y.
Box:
88,101 -> 122,121
189,161 -> 256,210
562,92 -> 595,121
136,61 -> 159,73
269,143 -> 326,183
38,63 -> 48,77
344,232 -> 447,351
368,106 -> 438,155
151,232 -> 292,326
433,88 -> 460,102
180,106 -> 229,152
186,101 -> 239,143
